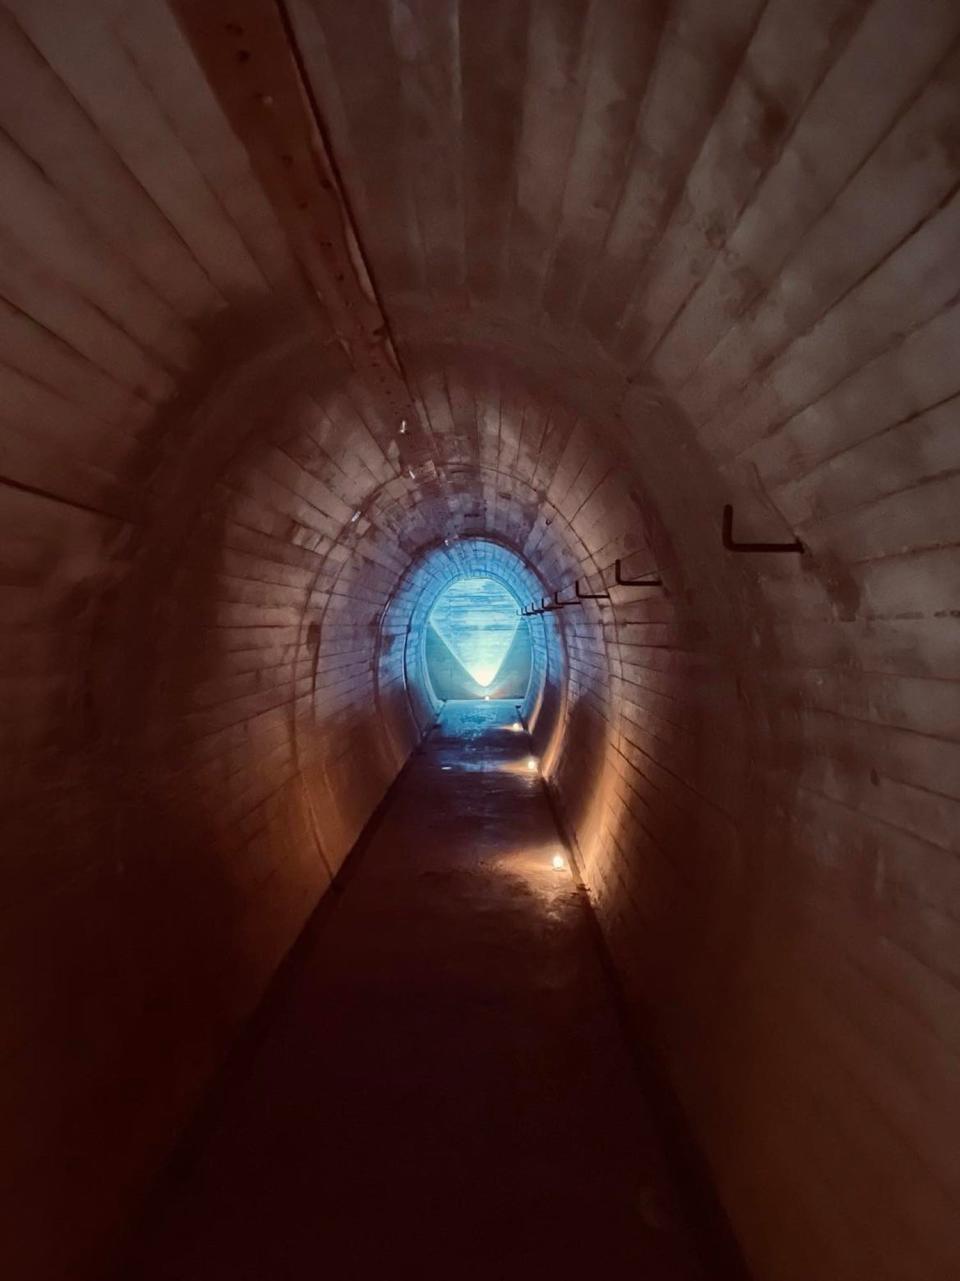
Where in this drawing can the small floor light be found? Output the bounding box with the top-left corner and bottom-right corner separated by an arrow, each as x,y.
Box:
526,757 -> 537,771
552,854 -> 566,871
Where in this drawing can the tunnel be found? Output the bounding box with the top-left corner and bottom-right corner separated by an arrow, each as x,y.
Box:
384,537 -> 546,717
419,565 -> 534,702
1,0 -> 959,1278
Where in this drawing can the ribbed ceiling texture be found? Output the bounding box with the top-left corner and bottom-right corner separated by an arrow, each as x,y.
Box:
1,1 -> 958,1278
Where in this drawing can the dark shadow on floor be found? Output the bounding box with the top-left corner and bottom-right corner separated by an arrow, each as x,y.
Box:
119,701 -> 744,1281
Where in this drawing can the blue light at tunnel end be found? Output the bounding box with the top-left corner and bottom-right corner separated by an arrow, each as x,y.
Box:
428,576 -> 524,688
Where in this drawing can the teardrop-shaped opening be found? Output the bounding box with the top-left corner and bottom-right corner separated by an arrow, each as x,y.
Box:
426,575 -> 530,698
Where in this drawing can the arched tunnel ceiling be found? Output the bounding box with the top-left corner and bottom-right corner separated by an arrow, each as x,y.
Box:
1,3 -> 959,1280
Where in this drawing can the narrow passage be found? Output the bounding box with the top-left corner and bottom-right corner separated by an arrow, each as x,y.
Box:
125,702 -> 721,1279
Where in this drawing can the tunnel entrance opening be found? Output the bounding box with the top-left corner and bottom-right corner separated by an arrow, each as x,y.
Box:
379,537 -> 555,744
425,576 -> 531,701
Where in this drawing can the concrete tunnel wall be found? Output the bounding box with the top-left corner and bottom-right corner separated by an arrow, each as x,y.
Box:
0,1 -> 959,1278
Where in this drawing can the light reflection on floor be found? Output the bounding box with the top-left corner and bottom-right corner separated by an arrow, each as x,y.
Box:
428,701 -> 576,901
126,695 -> 711,1280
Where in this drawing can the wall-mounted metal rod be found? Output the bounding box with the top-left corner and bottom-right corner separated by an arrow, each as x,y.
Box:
576,577 -> 611,601
0,470 -> 136,525
722,504 -> 804,554
615,558 -> 662,587
553,589 -> 583,609
541,595 -> 563,613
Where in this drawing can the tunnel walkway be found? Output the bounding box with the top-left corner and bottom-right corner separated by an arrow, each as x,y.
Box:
123,701 -> 724,1279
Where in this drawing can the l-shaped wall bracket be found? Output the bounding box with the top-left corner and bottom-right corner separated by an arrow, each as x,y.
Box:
521,592 -> 574,616
576,578 -> 611,601
722,504 -> 804,554
615,558 -> 662,587
522,564 -> 658,614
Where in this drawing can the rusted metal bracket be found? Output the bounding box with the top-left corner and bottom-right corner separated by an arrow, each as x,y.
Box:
521,587 -> 584,615
722,505 -> 804,554
615,559 -> 662,587
576,577 -> 611,601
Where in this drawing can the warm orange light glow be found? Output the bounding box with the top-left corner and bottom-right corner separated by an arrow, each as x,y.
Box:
526,757 -> 537,771
551,854 -> 566,871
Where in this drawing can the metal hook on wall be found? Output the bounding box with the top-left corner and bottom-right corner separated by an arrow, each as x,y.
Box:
576,577 -> 611,601
614,558 -> 662,587
722,504 -> 804,554
553,588 -> 583,609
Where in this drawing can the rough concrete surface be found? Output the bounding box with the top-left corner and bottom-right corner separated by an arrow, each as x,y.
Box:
121,702 -> 726,1280
1,2 -> 959,1278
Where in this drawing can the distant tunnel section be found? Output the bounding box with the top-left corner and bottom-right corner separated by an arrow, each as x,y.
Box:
425,576 -> 531,700
376,537 -> 566,741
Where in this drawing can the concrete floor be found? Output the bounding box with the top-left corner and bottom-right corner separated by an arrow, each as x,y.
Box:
123,701 -> 728,1279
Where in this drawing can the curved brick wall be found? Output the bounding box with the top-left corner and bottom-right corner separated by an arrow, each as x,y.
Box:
0,3 -> 958,1279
